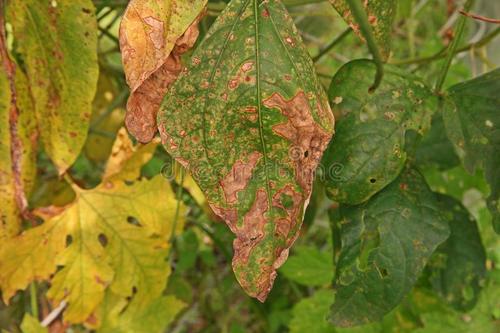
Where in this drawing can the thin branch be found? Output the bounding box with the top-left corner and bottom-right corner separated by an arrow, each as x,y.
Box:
313,27 -> 352,63
346,0 -> 384,92
460,10 -> 500,24
435,0 -> 474,93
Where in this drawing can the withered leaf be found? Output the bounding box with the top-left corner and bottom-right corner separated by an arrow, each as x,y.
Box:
158,0 -> 334,301
120,0 -> 207,143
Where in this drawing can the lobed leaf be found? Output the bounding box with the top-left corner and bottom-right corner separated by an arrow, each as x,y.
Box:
323,59 -> 437,205
120,0 -> 207,142
443,68 -> 500,233
158,0 -> 334,301
6,0 -> 98,173
329,0 -> 396,61
329,168 -> 450,327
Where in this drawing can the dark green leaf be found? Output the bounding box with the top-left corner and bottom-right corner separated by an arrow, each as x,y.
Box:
158,0 -> 334,301
323,60 -> 437,204
428,194 -> 486,311
443,68 -> 500,233
329,168 -> 450,327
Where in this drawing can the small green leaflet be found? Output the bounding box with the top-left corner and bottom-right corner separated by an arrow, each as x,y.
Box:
329,0 -> 396,61
6,0 -> 98,173
329,168 -> 450,327
443,68 -> 500,233
428,194 -> 486,311
158,0 -> 334,301
323,60 -> 436,205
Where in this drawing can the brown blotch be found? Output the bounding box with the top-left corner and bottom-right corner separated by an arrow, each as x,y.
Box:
264,91 -> 332,193
220,151 -> 262,204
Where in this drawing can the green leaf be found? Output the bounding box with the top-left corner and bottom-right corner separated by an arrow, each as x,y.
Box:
427,194 -> 486,311
280,246 -> 333,286
158,0 -> 334,301
6,0 -> 98,173
443,68 -> 500,233
329,168 -> 450,327
328,0 -> 396,60
415,114 -> 460,170
20,314 -> 47,333
323,60 -> 436,204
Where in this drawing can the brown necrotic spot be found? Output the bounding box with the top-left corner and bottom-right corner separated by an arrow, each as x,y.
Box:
220,151 -> 262,204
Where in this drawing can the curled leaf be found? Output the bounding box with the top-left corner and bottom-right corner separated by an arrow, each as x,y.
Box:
120,0 -> 207,142
158,0 -> 334,301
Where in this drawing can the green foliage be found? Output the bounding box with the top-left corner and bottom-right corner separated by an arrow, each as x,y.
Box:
0,0 -> 499,332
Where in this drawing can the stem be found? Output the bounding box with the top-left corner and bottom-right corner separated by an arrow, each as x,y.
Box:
313,27 -> 352,63
169,165 -> 185,246
346,0 -> 384,92
435,0 -> 474,93
30,283 -> 39,319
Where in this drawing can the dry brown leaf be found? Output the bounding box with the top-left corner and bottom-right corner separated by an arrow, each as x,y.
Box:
119,0 -> 207,143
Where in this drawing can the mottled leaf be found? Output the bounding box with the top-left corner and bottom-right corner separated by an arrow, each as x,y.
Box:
120,0 -> 207,142
329,0 -> 396,60
428,194 -> 486,311
280,246 -> 333,286
158,0 -> 334,301
329,169 -> 450,327
323,60 -> 436,204
6,0 -> 98,173
0,139 -> 184,323
0,57 -> 36,238
443,68 -> 500,233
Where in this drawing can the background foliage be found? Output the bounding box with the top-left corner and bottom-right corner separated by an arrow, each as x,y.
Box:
0,0 -> 499,332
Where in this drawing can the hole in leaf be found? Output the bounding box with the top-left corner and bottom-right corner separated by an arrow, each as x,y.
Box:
127,216 -> 141,226
370,178 -> 377,184
304,150 -> 309,158
65,235 -> 73,246
380,268 -> 389,278
98,233 -> 108,247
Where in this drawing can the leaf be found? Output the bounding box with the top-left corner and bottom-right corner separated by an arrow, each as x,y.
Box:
415,114 -> 460,170
280,246 -> 333,286
328,0 -> 396,61
329,168 -> 450,327
20,314 -> 48,333
323,59 -> 436,205
120,0 -> 207,142
0,57 -> 36,238
428,194 -> 486,311
0,143 -> 184,324
443,68 -> 500,233
6,0 -> 98,173
94,292 -> 186,333
158,0 -> 334,301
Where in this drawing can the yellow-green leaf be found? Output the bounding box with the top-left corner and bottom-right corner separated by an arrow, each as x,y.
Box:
20,314 -> 48,333
6,0 -> 98,173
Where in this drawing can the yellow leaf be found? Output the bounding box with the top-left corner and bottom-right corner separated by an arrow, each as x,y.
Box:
20,314 -> 48,333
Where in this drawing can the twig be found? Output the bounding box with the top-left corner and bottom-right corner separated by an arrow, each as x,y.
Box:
459,10 -> 500,24
41,301 -> 67,327
435,0 -> 474,93
313,28 -> 352,63
346,0 -> 384,92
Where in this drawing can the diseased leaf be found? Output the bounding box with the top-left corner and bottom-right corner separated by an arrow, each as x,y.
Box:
329,0 -> 396,60
323,60 -> 436,205
0,56 -> 36,238
329,169 -> 450,327
6,0 -> 98,173
443,68 -> 500,233
0,136 -> 185,323
120,0 -> 207,142
279,246 -> 333,286
428,194 -> 486,311
158,0 -> 334,301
